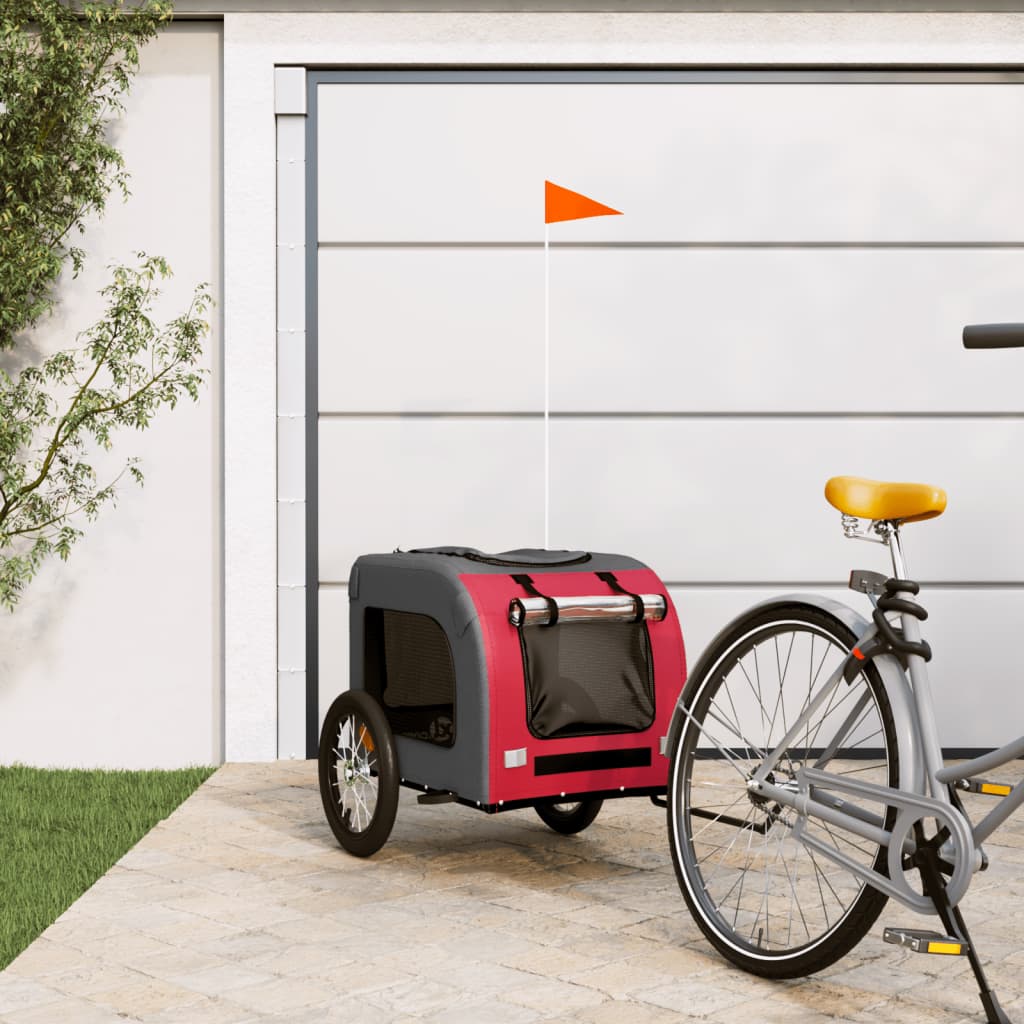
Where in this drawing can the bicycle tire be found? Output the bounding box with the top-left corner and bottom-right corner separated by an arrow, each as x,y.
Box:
667,603 -> 899,978
318,690 -> 399,857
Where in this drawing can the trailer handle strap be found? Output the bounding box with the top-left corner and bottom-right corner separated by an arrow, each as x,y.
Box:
511,574 -> 559,626
594,571 -> 646,624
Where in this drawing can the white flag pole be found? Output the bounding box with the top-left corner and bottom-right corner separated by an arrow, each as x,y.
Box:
544,222 -> 550,551
542,181 -> 619,552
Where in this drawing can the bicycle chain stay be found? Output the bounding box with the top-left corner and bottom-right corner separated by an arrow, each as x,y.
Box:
789,767 -> 976,914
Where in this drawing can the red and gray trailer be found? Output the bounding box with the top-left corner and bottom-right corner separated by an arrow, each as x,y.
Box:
318,547 -> 686,855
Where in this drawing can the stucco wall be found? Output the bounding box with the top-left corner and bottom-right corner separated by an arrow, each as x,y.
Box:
0,23 -> 223,769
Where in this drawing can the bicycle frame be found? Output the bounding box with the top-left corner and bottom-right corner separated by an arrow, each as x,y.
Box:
729,526 -> 1024,914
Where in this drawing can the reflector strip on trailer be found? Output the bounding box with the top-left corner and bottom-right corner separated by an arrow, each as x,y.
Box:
534,747 -> 651,776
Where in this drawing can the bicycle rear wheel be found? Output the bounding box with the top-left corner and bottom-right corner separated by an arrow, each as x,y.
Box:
668,603 -> 899,978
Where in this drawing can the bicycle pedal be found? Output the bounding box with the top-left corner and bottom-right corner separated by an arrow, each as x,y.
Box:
956,778 -> 1013,798
883,927 -> 968,955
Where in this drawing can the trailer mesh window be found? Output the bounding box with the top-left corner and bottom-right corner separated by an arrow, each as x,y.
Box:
364,608 -> 455,747
519,621 -> 655,739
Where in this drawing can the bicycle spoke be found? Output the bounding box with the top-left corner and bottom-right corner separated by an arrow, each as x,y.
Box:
806,846 -> 836,929
681,707 -> 757,779
731,814 -> 760,931
702,705 -> 769,762
699,804 -> 760,892
836,758 -> 888,776
691,791 -> 753,841
767,636 -> 790,754
818,818 -> 875,861
737,654 -> 771,748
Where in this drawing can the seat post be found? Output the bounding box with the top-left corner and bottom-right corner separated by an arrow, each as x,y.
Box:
887,524 -> 909,579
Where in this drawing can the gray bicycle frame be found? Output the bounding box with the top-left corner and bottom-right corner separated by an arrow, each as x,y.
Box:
744,525 -> 1024,909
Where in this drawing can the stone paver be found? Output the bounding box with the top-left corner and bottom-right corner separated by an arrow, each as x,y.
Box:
1,758 -> 1021,1022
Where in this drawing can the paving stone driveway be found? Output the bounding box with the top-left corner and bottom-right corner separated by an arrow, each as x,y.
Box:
1,760 -> 1022,1023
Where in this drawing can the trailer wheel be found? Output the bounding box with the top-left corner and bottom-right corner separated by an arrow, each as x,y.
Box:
534,798 -> 603,835
319,691 -> 399,857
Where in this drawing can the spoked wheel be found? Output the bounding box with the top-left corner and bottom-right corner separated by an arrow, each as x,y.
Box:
668,604 -> 899,978
534,798 -> 603,835
318,690 -> 399,857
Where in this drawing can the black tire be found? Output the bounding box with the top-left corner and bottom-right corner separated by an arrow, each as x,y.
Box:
535,798 -> 603,835
318,690 -> 399,857
667,604 -> 899,979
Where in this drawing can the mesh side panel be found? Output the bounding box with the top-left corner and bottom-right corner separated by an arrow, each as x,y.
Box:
382,610 -> 456,708
383,705 -> 456,747
521,622 -> 655,739
362,609 -> 457,748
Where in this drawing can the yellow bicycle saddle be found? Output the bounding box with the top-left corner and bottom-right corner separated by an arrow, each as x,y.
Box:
824,476 -> 947,524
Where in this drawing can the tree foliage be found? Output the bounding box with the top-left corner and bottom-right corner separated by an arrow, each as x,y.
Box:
0,0 -> 211,610
0,0 -> 171,351
0,257 -> 209,610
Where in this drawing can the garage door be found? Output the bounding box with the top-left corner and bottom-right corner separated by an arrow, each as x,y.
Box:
305,70 -> 1024,756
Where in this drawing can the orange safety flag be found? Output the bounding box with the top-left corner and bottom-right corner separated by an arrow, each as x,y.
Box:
544,180 -> 621,224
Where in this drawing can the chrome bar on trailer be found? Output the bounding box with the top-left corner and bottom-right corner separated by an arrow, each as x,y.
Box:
508,593 -> 667,627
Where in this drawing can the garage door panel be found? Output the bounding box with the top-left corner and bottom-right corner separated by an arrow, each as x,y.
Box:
552,249 -> 1024,413
317,418 -> 545,582
317,417 -> 1023,583
316,581 -> 1022,749
318,83 -> 1024,243
318,248 -> 542,412
555,418 -> 1024,582
319,247 -> 1024,413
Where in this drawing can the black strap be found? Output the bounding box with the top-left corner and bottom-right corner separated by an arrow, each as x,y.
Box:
596,571 -> 646,623
511,574 -> 559,626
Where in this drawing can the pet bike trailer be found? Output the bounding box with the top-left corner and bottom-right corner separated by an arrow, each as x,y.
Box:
318,547 -> 687,856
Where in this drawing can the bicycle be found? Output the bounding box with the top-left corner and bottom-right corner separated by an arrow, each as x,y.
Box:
665,323 -> 1024,1024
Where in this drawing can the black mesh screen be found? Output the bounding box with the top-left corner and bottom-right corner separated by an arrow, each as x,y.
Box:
364,609 -> 456,747
520,622 -> 655,739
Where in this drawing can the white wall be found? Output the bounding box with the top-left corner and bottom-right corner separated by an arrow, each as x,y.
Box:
0,23 -> 223,769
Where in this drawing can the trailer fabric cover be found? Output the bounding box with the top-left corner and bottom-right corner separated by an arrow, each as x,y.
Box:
348,546 -> 681,806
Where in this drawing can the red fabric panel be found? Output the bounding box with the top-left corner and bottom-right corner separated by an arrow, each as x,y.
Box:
460,569 -> 686,805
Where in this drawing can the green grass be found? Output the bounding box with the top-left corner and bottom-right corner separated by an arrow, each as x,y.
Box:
0,764 -> 216,970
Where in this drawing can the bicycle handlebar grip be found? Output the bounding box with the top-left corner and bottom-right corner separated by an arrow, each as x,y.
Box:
963,323 -> 1024,349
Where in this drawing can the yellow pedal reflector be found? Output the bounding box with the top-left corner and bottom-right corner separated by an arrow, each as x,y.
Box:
980,783 -> 1012,797
926,941 -> 963,955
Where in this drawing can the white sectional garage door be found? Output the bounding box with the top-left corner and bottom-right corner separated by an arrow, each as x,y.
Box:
309,71 -> 1024,752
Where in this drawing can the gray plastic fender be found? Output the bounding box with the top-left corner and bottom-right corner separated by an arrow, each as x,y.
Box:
665,593 -> 923,795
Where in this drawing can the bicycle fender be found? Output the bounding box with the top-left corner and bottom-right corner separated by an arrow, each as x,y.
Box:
666,594 -> 923,796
